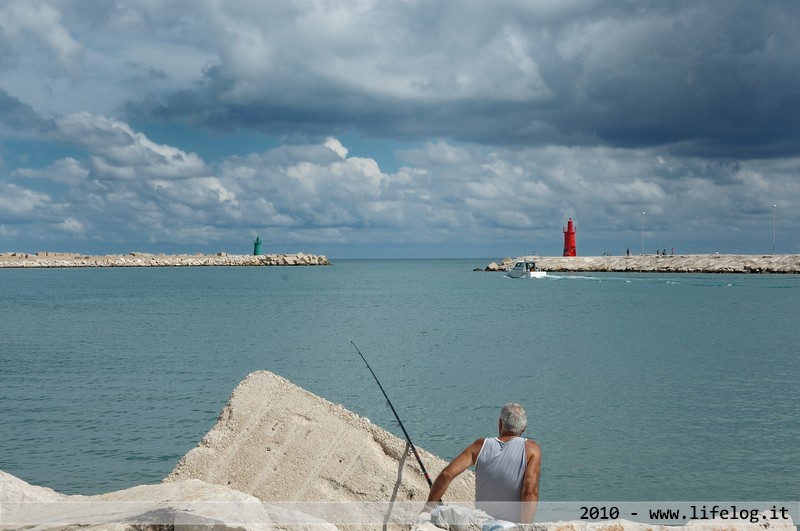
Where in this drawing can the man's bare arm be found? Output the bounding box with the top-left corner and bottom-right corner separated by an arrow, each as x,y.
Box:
425,438 -> 484,509
520,440 -> 541,523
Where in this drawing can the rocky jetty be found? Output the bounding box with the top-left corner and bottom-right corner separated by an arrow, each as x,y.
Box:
483,254 -> 800,274
1,371 -> 795,530
0,251 -> 330,268
0,371 -> 471,530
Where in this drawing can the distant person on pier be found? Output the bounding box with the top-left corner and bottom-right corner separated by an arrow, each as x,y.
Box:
425,403 -> 541,523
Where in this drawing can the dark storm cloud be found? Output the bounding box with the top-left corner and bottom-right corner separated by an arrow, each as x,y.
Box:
0,88 -> 56,135
123,1 -> 800,158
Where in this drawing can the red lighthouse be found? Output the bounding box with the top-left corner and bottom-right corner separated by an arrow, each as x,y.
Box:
563,218 -> 576,256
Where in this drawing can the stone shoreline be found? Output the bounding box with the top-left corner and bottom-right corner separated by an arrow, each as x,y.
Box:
0,371 -> 795,530
0,251 -> 330,268
484,254 -> 800,274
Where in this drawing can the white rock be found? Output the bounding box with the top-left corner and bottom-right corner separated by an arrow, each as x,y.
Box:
0,471 -> 334,530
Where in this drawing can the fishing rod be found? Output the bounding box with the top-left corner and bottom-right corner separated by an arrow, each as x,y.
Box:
350,339 -> 433,488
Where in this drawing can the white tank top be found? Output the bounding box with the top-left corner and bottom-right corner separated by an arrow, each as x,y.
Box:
475,437 -> 527,522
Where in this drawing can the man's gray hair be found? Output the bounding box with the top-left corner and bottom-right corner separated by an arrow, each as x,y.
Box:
499,403 -> 527,435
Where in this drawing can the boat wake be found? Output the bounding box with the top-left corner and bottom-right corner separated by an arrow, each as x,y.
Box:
503,273 -> 746,288
539,274 -> 684,285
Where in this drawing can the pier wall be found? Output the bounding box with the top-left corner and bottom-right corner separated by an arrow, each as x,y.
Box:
485,254 -> 800,274
0,252 -> 330,268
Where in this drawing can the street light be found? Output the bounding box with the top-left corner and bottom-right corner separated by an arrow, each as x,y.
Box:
641,211 -> 646,255
772,204 -> 776,255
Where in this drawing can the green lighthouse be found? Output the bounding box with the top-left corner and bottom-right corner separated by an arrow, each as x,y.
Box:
253,236 -> 262,255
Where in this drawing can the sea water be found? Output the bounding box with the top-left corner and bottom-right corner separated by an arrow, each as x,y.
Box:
1,259 -> 798,503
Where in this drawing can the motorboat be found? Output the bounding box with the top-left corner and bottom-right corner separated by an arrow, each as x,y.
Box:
507,259 -> 547,279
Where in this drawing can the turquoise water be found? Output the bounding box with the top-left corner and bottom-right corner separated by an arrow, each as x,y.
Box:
1,260 -> 798,502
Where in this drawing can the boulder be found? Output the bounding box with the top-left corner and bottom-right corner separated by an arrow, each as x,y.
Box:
0,470 -> 332,530
166,371 -> 474,506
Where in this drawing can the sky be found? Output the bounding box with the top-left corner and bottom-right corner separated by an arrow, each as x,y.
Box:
1,1 -> 799,258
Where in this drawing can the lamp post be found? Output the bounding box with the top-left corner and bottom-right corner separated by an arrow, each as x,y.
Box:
772,204 -> 776,255
641,211 -> 646,255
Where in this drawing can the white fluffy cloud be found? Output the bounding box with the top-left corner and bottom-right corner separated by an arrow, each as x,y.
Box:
13,158 -> 89,185
55,113 -> 206,180
0,184 -> 55,225
0,1 -> 83,78
4,110 -> 796,255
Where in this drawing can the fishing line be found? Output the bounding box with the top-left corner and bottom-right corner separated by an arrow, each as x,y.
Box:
350,339 -> 433,488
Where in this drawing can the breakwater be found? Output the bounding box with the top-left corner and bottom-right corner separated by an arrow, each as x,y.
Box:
484,254 -> 800,274
0,251 -> 330,268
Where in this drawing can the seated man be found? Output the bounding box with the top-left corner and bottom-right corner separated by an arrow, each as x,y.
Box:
425,403 -> 541,523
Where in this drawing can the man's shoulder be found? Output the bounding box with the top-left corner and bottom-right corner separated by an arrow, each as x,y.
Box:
524,439 -> 541,458
465,438 -> 488,463
470,437 -> 488,450
524,438 -> 541,449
